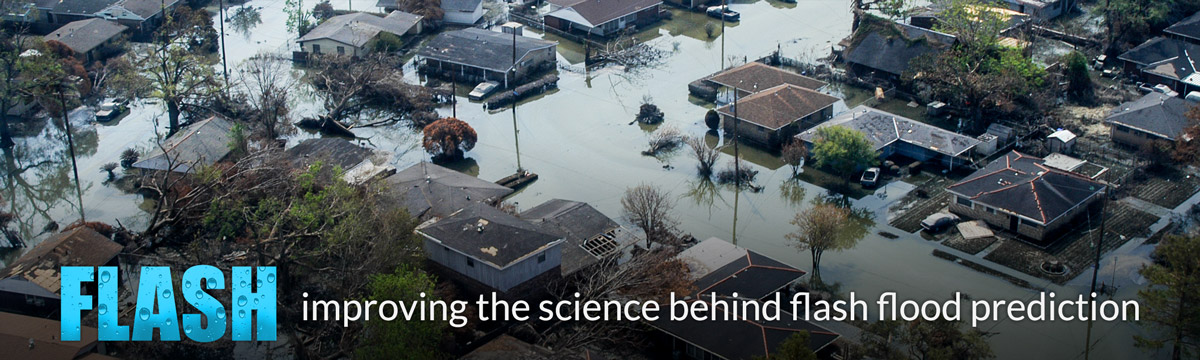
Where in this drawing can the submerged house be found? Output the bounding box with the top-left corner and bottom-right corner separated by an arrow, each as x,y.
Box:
285,138 -> 396,185
383,162 -> 514,220
43,18 -> 127,63
0,312 -> 112,359
1106,92 -> 1194,149
519,199 -> 638,276
416,203 -> 565,294
416,28 -> 558,88
844,19 -> 956,79
441,0 -> 485,25
93,0 -> 182,38
297,11 -> 423,58
796,105 -> 981,169
716,84 -> 841,149
946,151 -> 1105,242
131,116 -> 235,173
543,0 -> 663,37
1116,37 -> 1200,95
701,61 -> 827,104
0,227 -> 122,317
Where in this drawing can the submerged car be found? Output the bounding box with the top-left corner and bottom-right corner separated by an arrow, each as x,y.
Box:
469,81 -> 500,101
95,99 -> 128,122
860,167 -> 880,188
920,213 -> 960,233
707,5 -> 740,22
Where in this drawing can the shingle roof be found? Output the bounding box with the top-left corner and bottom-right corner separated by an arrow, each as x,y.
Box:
106,0 -> 180,19
1117,37 -> 1200,84
1166,11 -> 1200,41
677,238 -> 805,301
845,21 -> 955,76
0,312 -> 100,360
520,199 -> 637,275
383,162 -> 514,220
441,0 -> 483,11
715,84 -> 840,130
705,62 -> 827,93
648,303 -> 838,360
418,28 -> 557,73
1106,92 -> 1194,141
44,18 -> 127,55
298,11 -> 422,48
45,0 -> 118,15
132,116 -> 235,173
545,0 -> 662,28
0,227 -> 122,294
796,105 -> 980,157
287,138 -> 377,172
947,151 -> 1105,225
419,202 -> 563,269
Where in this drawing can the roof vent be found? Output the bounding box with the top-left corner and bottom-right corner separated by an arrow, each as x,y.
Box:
475,219 -> 489,232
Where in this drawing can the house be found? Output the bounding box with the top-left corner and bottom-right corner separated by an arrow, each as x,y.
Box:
441,0 -> 484,25
1116,37 -> 1200,95
946,151 -> 1106,242
796,105 -> 981,169
702,62 -> 827,104
716,84 -> 841,149
297,11 -> 422,57
131,116 -> 235,173
0,312 -> 113,359
543,0 -> 663,38
844,18 -> 956,79
520,199 -> 638,276
285,138 -> 396,185
0,227 -> 122,317
43,18 -> 127,62
416,28 -> 558,88
648,238 -> 839,360
32,0 -> 118,25
416,203 -> 565,294
1002,0 -> 1072,21
382,162 -> 514,220
93,0 -> 183,39
1106,92 -> 1194,148
1165,11 -> 1200,45
1046,128 -> 1076,154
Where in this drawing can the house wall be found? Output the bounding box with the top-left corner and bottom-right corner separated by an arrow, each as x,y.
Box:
721,105 -> 833,149
423,238 -> 563,292
299,38 -> 365,57
1109,123 -> 1169,149
421,46 -> 555,87
443,2 -> 484,25
948,192 -> 1097,241
547,5 -> 661,37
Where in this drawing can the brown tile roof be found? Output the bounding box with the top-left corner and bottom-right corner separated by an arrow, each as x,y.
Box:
716,84 -> 840,130
44,18 -> 127,55
0,312 -> 100,359
0,227 -> 122,294
706,62 -> 826,93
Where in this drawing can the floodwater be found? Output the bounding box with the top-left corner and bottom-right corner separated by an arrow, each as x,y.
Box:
0,0 -> 1164,358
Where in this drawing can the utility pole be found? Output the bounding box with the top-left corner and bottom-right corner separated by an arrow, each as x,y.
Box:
219,0 -> 229,89
57,83 -> 84,222
511,30 -> 522,172
720,0 -> 726,70
731,81 -> 743,244
1084,172 -> 1110,360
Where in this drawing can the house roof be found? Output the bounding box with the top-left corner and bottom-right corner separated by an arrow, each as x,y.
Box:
44,0 -> 117,15
1048,129 -> 1076,143
715,84 -> 840,130
520,199 -> 637,276
1165,11 -> 1200,41
287,138 -> 378,172
44,18 -> 127,55
947,151 -> 1105,226
460,335 -> 555,360
0,277 -> 59,299
845,20 -> 955,76
441,0 -> 483,12
1118,37 -> 1200,83
545,0 -> 662,28
107,0 -> 180,19
705,62 -> 827,94
383,162 -> 514,220
797,105 -> 980,157
648,302 -> 838,360
298,11 -> 422,48
0,312 -> 100,360
418,202 -> 563,269
0,227 -> 122,295
132,116 -> 235,173
418,28 -> 557,73
678,238 -> 805,301
1106,92 -> 1194,141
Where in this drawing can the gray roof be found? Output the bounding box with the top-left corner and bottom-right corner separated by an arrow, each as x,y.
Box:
797,105 -> 980,157
132,116 -> 235,173
1106,92 -> 1194,141
947,151 -> 1105,226
1117,37 -> 1200,82
383,162 -> 514,219
1166,11 -> 1200,41
520,199 -> 637,276
677,237 -> 805,300
44,18 -> 127,55
418,28 -> 557,73
287,138 -> 377,171
42,0 -> 117,15
545,0 -> 662,28
299,11 -> 422,48
104,0 -> 180,19
845,20 -> 955,76
0,277 -> 59,299
441,0 -> 482,12
419,202 -> 563,269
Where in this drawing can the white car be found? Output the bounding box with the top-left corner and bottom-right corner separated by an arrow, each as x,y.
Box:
468,81 -> 500,101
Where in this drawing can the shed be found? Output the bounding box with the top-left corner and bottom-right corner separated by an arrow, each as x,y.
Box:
1046,129 -> 1076,154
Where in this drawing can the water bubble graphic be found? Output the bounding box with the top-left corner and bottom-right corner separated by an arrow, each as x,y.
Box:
165,318 -> 172,326
162,289 -> 172,299
256,279 -> 263,289
195,290 -> 204,299
253,298 -> 259,305
98,304 -> 107,315
185,325 -> 193,334
267,273 -> 275,283
238,310 -> 246,318
216,311 -> 225,319
100,271 -> 110,283
240,281 -> 247,288
139,308 -> 150,321
237,295 -> 248,306
184,281 -> 191,289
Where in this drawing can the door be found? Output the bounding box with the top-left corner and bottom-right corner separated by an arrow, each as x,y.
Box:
1009,215 -> 1019,232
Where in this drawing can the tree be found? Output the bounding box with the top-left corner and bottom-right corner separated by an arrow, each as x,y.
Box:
422,117 -> 477,161
1174,108 -> 1200,165
621,183 -> 679,247
934,0 -> 1006,56
118,15 -> 220,136
636,96 -> 665,124
770,331 -> 818,360
643,125 -> 683,156
284,0 -> 315,35
852,0 -> 911,30
1103,0 -> 1170,53
236,53 -> 294,140
356,268 -> 445,360
0,29 -> 59,148
313,1 -> 336,22
392,0 -> 445,21
859,320 -> 994,360
786,203 -> 852,282
303,53 -> 435,134
1064,51 -> 1093,102
705,109 -> 720,130
782,140 -> 808,177
1136,235 -> 1200,360
810,126 -> 878,183
686,136 -> 720,177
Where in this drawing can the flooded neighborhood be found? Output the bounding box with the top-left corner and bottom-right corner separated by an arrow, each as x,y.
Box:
2,0 -> 1199,359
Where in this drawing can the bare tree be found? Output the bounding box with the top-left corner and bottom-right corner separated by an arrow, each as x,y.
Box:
686,136 -> 721,177
237,53 -> 295,140
643,125 -> 683,156
787,203 -> 852,283
303,53 -> 435,135
621,183 -> 679,247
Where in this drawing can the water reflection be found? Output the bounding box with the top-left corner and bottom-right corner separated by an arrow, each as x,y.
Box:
227,5 -> 263,39
681,178 -> 729,213
779,178 -> 807,207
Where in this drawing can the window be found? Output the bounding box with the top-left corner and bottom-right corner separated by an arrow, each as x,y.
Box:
956,196 -> 972,207
337,46 -> 345,55
537,252 -> 546,263
312,44 -> 321,53
466,258 -> 475,267
985,206 -> 996,214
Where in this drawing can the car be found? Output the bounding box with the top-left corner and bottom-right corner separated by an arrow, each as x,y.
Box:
468,81 -> 500,101
1153,84 -> 1179,97
920,213 -> 960,233
706,5 -> 740,22
860,167 -> 880,188
95,99 -> 128,122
